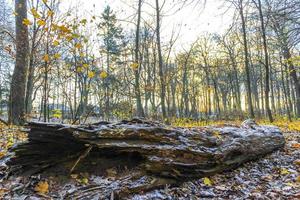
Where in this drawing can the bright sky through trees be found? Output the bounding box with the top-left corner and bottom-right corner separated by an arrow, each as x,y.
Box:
59,0 -> 235,51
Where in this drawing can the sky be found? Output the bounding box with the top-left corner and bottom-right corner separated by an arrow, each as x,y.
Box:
5,0 -> 236,51
60,0 -> 235,51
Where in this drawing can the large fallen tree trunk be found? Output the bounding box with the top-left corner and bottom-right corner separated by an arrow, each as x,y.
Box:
6,119 -> 285,198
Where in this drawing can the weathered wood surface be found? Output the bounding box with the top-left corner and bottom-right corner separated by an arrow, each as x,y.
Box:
6,118 -> 285,198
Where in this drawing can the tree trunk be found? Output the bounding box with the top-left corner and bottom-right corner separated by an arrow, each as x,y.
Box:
134,0 -> 145,118
239,0 -> 255,118
283,47 -> 300,118
155,0 -> 167,119
9,0 -> 29,125
257,0 -> 273,122
7,119 -> 285,198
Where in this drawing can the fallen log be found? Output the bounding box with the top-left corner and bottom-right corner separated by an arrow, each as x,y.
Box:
6,118 -> 285,198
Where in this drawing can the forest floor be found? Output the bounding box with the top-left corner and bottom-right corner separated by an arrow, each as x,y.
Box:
0,120 -> 299,199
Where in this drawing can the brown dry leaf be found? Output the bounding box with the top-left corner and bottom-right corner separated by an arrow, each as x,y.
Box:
34,181 -> 49,194
0,188 -> 9,198
292,143 -> 300,148
70,174 -> 78,179
294,159 -> 300,166
0,152 -> 6,159
106,168 -> 117,177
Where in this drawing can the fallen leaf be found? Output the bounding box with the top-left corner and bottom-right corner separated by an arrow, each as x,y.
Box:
280,168 -> 290,175
203,177 -> 212,186
212,131 -> 222,139
34,181 -> 49,194
70,174 -> 78,179
80,177 -> 88,184
106,168 -> 117,177
292,143 -> 300,148
0,152 -> 5,159
294,159 -> 300,166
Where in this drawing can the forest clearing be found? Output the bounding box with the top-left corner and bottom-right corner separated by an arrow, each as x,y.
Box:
0,0 -> 300,199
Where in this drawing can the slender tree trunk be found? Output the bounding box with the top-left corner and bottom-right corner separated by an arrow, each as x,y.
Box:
155,0 -> 167,119
257,0 -> 273,121
9,0 -> 29,125
43,46 -> 49,122
280,60 -> 292,121
239,0 -> 255,118
134,0 -> 145,117
283,47 -> 300,118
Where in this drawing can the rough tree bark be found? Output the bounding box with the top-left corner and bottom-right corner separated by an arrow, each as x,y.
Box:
9,0 -> 29,125
6,119 -> 285,198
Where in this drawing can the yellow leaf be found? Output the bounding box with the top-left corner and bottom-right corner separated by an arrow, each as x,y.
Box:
6,141 -> 13,149
13,11 -> 18,16
31,8 -> 41,19
83,63 -> 89,68
53,40 -> 60,46
88,71 -> 95,78
213,131 -> 221,139
34,181 -> 49,194
47,10 -> 54,17
43,54 -> 49,62
280,168 -> 290,175
54,53 -> 61,59
66,35 -> 73,42
22,18 -> 32,26
81,177 -> 88,184
100,71 -> 108,79
37,19 -> 46,26
76,67 -> 83,73
59,25 -> 71,34
42,0 -> 48,4
203,177 -> 212,186
296,176 -> 300,183
51,24 -> 59,31
75,43 -> 82,49
79,52 -> 85,57
130,62 -> 139,70
0,151 -> 5,159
